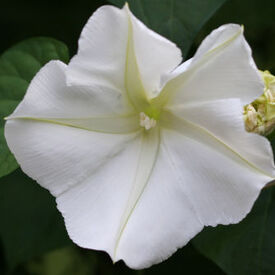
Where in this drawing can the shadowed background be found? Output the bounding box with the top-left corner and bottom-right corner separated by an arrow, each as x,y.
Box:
1,0 -> 274,71
0,0 -> 274,274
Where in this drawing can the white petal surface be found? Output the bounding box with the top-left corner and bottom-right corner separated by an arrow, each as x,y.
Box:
7,60 -> 139,133
125,6 -> 182,98
158,58 -> 193,93
5,119 -> 140,197
54,130 -> 142,257
167,98 -> 275,178
56,127 -> 160,266
159,125 -> 272,225
109,112 -> 273,267
9,60 -> 133,119
115,113 -> 273,268
124,10 -> 149,111
113,127 -> 160,260
160,24 -> 264,107
67,5 -> 181,100
115,140 -> 203,268
6,111 -> 274,270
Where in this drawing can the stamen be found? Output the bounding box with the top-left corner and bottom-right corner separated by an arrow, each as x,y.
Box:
265,89 -> 274,102
139,112 -> 156,130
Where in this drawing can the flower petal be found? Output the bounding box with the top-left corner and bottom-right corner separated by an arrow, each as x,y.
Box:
124,6 -> 149,111
9,60 -> 133,117
113,110 -> 274,268
54,127 -> 160,266
6,114 -> 162,269
158,24 -> 263,107
166,98 -> 275,178
115,138 -> 203,268
7,60 -> 138,133
67,5 -> 182,101
113,127 -> 160,260
160,113 -> 273,224
125,5 -> 182,98
6,115 -> 140,134
109,111 -> 273,267
159,122 -> 271,228
5,119 -> 140,197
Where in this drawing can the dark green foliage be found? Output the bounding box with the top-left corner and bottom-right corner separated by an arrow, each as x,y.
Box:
109,0 -> 227,58
0,0 -> 275,274
193,187 -> 275,275
0,169 -> 71,270
0,38 -> 69,178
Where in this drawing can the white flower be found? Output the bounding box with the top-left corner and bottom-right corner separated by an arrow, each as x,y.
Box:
4,4 -> 275,269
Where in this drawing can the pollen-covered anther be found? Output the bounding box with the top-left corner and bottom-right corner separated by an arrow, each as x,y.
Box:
265,89 -> 274,102
139,112 -> 156,130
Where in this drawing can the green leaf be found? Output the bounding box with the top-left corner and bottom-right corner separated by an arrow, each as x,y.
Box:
108,0 -> 227,58
144,244 -> 225,275
0,37 -> 69,179
193,187 -> 275,275
25,246 -> 97,275
0,169 -> 71,270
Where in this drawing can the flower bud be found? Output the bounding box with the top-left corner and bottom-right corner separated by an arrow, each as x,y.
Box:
244,70 -> 275,135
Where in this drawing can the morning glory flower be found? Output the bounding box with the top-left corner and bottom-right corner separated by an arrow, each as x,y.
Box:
4,4 -> 275,269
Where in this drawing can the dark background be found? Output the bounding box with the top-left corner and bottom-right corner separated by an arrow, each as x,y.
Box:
1,0 -> 274,71
0,0 -> 274,274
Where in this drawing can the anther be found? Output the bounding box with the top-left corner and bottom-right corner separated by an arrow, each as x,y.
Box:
139,112 -> 156,130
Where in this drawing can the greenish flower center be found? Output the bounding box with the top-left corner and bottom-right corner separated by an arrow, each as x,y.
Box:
144,105 -> 161,121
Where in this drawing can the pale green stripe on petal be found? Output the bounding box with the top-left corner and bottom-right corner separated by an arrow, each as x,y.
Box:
160,110 -> 274,179
114,126 -> 160,259
5,114 -> 140,134
124,4 -> 150,112
151,26 -> 243,108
